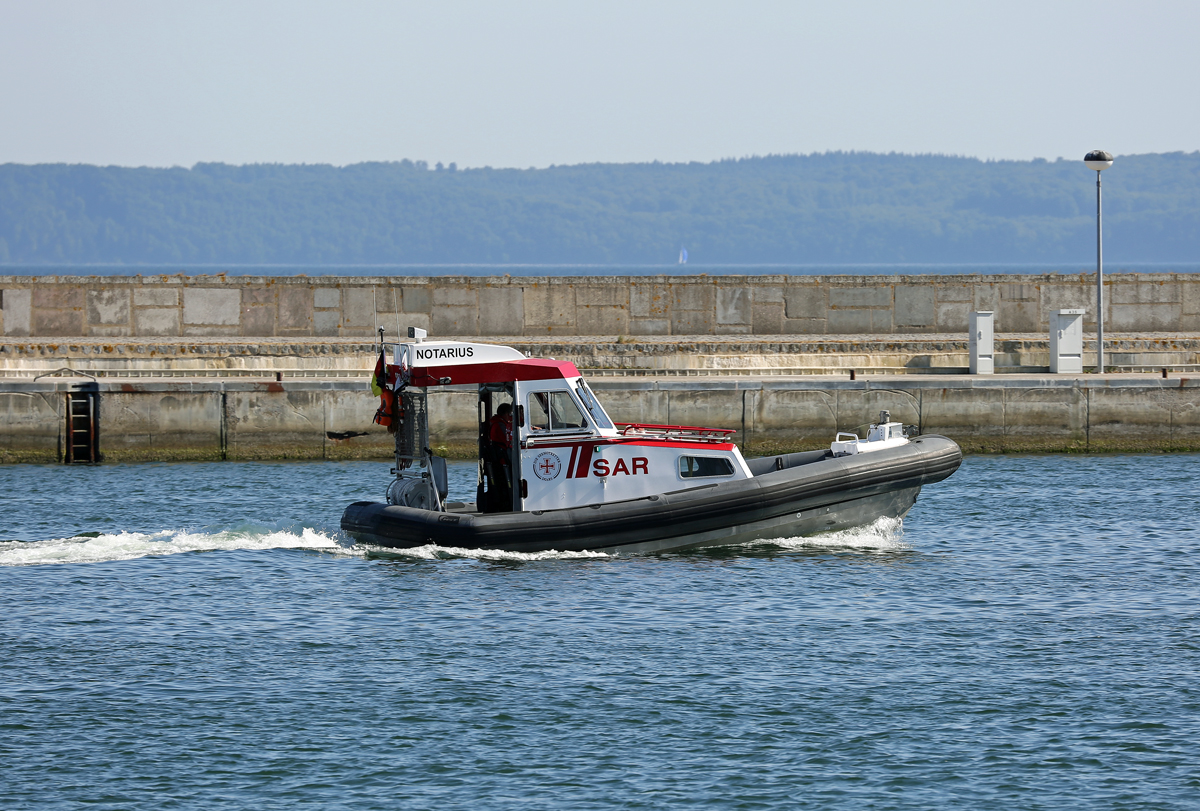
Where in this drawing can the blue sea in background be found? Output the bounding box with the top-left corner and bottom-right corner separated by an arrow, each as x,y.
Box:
2,262 -> 1199,277
3,454 -> 1200,810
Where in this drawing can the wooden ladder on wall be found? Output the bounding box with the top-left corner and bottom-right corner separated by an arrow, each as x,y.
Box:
65,383 -> 100,464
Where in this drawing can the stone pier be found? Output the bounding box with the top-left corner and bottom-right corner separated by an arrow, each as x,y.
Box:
2,273 -> 1198,463
3,273 -> 1199,339
2,372 -> 1197,464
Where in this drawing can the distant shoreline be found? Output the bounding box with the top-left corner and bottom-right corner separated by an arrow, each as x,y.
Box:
5,155 -> 1198,267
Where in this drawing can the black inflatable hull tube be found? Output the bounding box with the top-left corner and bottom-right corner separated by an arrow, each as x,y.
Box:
340,435 -> 962,555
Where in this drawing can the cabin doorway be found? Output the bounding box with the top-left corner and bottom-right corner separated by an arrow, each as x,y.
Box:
478,384 -> 516,512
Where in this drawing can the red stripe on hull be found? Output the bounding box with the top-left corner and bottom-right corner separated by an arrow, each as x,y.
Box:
574,443 -> 594,478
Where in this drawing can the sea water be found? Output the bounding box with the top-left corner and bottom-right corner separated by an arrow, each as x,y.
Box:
2,455 -> 1199,810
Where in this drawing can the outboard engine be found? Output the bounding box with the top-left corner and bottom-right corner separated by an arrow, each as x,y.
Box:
385,458 -> 448,510
387,477 -> 439,510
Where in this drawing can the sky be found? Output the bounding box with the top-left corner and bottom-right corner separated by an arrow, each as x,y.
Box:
1,0 -> 1197,169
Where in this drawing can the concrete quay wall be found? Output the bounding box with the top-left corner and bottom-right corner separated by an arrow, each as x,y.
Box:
3,335 -> 1200,378
3,273 -> 1199,340
3,375 -> 1197,464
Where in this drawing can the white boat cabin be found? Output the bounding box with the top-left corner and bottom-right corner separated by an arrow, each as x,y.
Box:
385,330 -> 751,513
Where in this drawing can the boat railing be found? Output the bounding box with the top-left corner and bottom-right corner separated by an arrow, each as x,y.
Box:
522,429 -> 596,447
615,423 -> 736,444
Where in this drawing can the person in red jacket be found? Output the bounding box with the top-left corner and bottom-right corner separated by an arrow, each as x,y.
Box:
484,403 -> 513,511
488,402 -> 513,451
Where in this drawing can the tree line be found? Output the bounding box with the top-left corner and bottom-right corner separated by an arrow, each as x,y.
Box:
1,151 -> 1197,265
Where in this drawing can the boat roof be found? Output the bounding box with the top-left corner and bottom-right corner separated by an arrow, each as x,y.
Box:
395,340 -> 581,387
408,358 -> 582,387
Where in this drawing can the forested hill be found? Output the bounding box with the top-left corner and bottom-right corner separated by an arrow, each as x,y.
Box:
1,152 -> 1198,265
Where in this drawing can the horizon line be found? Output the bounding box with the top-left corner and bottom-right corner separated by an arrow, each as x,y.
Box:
6,149 -> 1200,172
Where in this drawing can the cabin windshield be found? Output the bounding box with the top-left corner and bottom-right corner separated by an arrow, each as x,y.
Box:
574,381 -> 614,430
528,390 -> 588,432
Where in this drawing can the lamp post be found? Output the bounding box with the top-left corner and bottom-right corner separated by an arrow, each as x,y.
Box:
1085,150 -> 1113,373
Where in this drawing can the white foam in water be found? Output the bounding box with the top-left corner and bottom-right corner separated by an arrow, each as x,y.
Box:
751,516 -> 908,553
356,517 -> 906,561
1,517 -> 906,566
0,526 -> 362,567
357,542 -> 611,562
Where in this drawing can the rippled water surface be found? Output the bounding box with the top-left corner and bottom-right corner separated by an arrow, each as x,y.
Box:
2,455 -> 1199,810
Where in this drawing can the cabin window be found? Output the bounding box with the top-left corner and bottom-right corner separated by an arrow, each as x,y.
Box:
575,382 -> 615,430
678,455 -> 735,478
528,391 -> 588,431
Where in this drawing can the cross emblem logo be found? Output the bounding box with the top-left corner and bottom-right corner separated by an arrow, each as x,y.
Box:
532,452 -> 562,481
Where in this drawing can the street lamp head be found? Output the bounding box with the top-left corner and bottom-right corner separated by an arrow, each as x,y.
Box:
1085,150 -> 1114,171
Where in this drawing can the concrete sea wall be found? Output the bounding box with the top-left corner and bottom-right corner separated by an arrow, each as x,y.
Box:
3,335 -> 1199,379
3,374 -> 1197,464
3,273 -> 1198,462
3,273 -> 1199,339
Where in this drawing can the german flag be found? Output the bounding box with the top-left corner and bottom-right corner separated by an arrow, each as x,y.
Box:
370,348 -> 386,396
370,348 -> 396,429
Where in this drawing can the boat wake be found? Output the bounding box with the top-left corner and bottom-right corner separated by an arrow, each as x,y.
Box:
751,516 -> 908,553
0,524 -> 359,567
357,543 -> 612,562
1,517 -> 907,567
359,516 -> 908,561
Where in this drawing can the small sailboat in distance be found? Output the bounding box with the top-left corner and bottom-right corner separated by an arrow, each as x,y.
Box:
678,246 -> 688,264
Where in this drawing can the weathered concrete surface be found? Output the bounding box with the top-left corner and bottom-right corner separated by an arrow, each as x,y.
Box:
6,273 -> 1193,461
0,389 -> 62,462
3,374 -> 1198,463
101,387 -> 224,460
3,334 -> 1199,379
0,379 -> 394,463
4,273 -> 1200,339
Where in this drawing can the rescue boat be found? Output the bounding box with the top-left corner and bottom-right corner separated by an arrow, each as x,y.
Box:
341,328 -> 962,555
